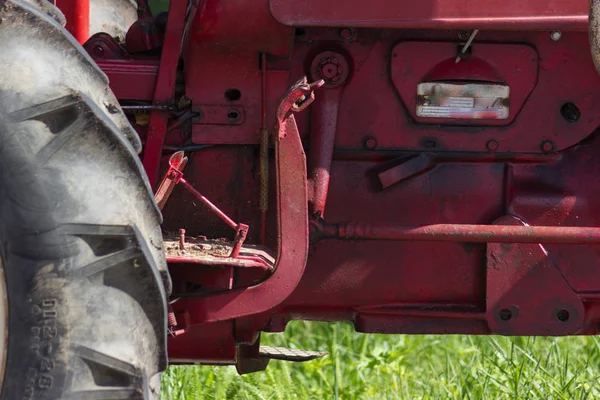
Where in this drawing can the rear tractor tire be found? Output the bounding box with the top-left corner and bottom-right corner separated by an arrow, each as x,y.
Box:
0,0 -> 169,398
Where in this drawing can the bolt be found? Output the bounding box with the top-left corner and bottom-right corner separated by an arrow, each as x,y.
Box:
311,51 -> 349,88
363,136 -> 378,150
458,30 -> 470,41
319,59 -> 343,80
339,28 -> 355,40
550,31 -> 562,41
179,229 -> 186,250
541,141 -> 555,153
422,139 -> 437,149
94,45 -> 104,56
486,140 -> 499,151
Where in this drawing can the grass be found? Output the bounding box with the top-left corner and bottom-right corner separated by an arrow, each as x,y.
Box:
160,321 -> 600,399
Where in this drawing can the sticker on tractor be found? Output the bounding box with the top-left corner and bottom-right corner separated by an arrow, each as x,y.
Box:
416,83 -> 509,120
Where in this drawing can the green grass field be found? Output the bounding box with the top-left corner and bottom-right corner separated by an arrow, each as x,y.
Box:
160,322 -> 600,399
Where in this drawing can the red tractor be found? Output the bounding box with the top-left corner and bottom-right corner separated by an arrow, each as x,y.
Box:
2,0 -> 600,397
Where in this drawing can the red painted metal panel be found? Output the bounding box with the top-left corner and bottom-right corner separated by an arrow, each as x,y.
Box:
269,0 -> 589,30
57,0 -> 90,43
96,60 -> 158,100
106,0 -> 600,365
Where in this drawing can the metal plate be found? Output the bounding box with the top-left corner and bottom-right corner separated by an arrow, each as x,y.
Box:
391,42 -> 536,127
270,0 -> 588,30
417,83 -> 510,120
259,346 -> 328,362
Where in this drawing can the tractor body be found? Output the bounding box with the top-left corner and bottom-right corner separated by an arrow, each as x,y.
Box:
59,0 -> 600,372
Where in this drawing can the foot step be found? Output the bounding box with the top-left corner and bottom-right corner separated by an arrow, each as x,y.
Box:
258,346 -> 327,362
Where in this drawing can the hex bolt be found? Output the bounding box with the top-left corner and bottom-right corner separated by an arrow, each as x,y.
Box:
363,136 -> 378,150
179,229 -> 186,250
486,140 -> 499,151
550,31 -> 562,41
541,141 -> 555,153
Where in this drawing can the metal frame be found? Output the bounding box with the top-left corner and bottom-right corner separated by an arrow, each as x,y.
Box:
56,0 -> 600,368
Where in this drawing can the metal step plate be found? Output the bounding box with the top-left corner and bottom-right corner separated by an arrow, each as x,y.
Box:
259,346 -> 328,362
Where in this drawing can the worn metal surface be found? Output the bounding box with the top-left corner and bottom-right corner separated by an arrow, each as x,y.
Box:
84,0 -> 600,366
259,346 -> 328,362
485,216 -> 585,336
142,0 -> 190,186
591,0 -> 600,74
311,219 -> 600,244
166,79 -> 317,338
308,52 -> 347,216
155,151 -> 187,210
57,0 -> 90,43
269,0 -> 589,30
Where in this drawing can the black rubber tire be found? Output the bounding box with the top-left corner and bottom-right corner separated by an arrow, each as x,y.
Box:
0,0 -> 168,399
90,0 -> 138,41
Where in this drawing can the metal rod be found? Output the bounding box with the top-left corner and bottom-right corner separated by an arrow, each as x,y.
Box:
314,220 -> 600,244
59,0 -> 90,43
591,0 -> 600,75
179,178 -> 238,230
259,52 -> 269,245
308,88 -> 342,217
121,105 -> 172,112
456,29 -> 479,63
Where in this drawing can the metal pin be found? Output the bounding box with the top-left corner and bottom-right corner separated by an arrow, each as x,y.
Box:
179,229 -> 186,250
456,29 -> 479,63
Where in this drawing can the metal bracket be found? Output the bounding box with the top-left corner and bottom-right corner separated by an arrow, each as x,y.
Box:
486,216 -> 584,335
180,77 -> 322,323
155,151 -> 250,259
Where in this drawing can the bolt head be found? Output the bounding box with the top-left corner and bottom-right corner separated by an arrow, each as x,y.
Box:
363,136 -> 378,149
319,57 -> 331,66
319,61 -> 342,80
486,140 -> 499,151
457,30 -> 470,41
311,51 -> 349,88
339,28 -> 354,40
551,31 -> 562,41
541,141 -> 555,153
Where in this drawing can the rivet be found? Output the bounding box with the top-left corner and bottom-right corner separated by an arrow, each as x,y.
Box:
486,140 -> 499,151
363,136 -> 378,150
541,141 -> 555,153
